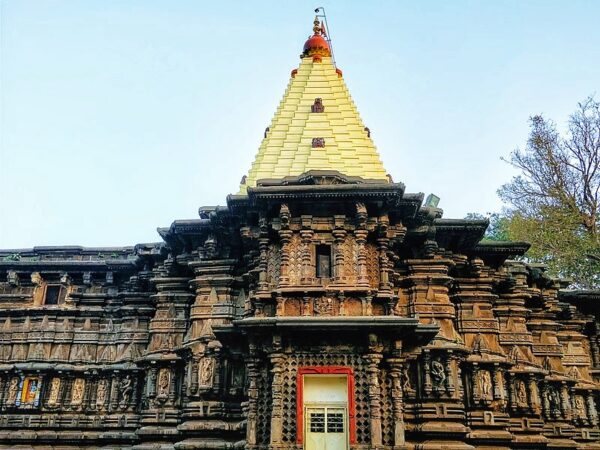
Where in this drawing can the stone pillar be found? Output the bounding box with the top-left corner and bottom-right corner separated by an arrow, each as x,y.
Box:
528,375 -> 541,415
300,227 -> 314,283
332,227 -> 346,282
355,229 -> 369,287
423,351 -> 432,396
258,217 -> 269,292
366,334 -> 383,449
246,342 -> 260,449
587,391 -> 599,426
388,341 -> 405,448
269,335 -> 285,446
278,229 -> 292,287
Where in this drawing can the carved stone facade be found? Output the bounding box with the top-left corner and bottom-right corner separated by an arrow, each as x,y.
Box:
1,15 -> 600,450
0,173 -> 599,449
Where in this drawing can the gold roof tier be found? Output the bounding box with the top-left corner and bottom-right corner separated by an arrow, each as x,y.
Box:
238,18 -> 389,194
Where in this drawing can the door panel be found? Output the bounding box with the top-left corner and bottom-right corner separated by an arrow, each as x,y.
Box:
305,406 -> 348,450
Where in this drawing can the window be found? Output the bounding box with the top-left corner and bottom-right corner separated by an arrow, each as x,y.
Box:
316,245 -> 332,278
44,286 -> 62,305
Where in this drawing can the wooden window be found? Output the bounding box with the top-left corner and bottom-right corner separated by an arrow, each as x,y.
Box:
44,285 -> 62,305
316,245 -> 332,278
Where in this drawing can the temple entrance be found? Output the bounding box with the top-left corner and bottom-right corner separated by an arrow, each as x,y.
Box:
303,375 -> 349,450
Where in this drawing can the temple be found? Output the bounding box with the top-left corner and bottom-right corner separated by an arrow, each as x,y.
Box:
0,15 -> 599,450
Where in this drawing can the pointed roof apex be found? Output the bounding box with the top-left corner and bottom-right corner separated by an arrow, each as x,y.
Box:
237,16 -> 389,194
302,16 -> 330,58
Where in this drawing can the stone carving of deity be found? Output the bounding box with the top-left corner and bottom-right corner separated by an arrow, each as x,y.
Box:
119,375 -> 133,408
199,357 -> 215,388
575,395 -> 587,418
48,377 -> 61,406
516,380 -> 527,406
157,368 -> 170,398
478,370 -> 492,400
313,297 -> 334,316
430,359 -> 446,391
96,379 -> 107,408
547,388 -> 561,416
71,378 -> 85,405
7,377 -> 19,404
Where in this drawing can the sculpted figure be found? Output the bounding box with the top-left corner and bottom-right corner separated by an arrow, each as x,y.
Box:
7,377 -> 19,404
157,368 -> 170,398
119,375 -> 132,408
71,378 -> 85,405
516,380 -> 527,406
96,379 -> 107,408
575,395 -> 587,418
48,377 -> 61,406
479,370 -> 492,400
430,359 -> 446,390
199,357 -> 215,388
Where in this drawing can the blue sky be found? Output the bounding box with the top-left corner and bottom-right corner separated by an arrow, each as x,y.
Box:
1,0 -> 599,248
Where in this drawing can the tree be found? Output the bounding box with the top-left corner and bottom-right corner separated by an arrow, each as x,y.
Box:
464,212 -> 510,241
498,96 -> 600,287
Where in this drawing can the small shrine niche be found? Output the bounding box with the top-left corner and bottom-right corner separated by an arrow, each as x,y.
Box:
311,97 -> 325,113
312,137 -> 325,148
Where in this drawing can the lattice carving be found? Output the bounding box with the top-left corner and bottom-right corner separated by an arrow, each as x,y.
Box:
287,234 -> 303,285
279,351 -> 370,445
256,365 -> 272,445
379,367 -> 394,446
342,235 -> 357,282
365,244 -> 380,288
266,244 -> 281,288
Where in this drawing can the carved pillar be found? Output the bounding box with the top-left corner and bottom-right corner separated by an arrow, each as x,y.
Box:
529,375 -> 541,415
258,217 -> 269,292
472,364 -> 481,403
148,367 -> 158,399
246,341 -> 260,449
445,352 -> 455,396
189,359 -> 198,396
269,335 -> 285,446
388,341 -> 405,448
560,383 -> 571,420
302,294 -> 311,316
587,391 -> 599,426
300,227 -> 314,283
332,227 -> 346,282
278,230 -> 292,287
423,351 -> 432,396
355,229 -> 369,286
493,365 -> 504,402
377,215 -> 391,291
110,373 -> 119,412
366,334 -> 383,449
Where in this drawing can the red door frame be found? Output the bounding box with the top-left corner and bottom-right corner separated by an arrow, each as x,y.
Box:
296,366 -> 356,445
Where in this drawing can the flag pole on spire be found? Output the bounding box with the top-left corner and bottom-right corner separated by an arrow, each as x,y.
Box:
314,7 -> 336,68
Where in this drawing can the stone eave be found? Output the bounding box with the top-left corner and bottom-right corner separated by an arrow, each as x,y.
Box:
158,219 -> 213,251
434,218 -> 489,251
0,259 -> 138,273
215,316 -> 439,345
466,240 -> 531,267
245,182 -> 405,207
559,290 -> 600,318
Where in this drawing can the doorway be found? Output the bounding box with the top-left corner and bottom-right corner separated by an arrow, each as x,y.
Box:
303,375 -> 349,450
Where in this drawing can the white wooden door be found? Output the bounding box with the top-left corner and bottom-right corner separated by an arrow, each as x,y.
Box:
305,405 -> 348,450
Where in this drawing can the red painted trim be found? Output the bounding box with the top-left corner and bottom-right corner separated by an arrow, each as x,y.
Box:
296,366 -> 356,445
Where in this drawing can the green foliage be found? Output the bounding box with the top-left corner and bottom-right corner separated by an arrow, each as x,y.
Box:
498,96 -> 600,288
464,212 -> 510,241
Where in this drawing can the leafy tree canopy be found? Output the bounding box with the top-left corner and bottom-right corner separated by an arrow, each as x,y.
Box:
496,96 -> 600,288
